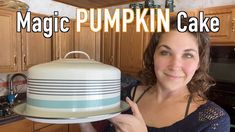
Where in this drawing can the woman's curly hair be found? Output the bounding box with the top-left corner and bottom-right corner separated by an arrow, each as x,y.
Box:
139,17 -> 215,100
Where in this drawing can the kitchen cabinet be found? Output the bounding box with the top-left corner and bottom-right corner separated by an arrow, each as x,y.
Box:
0,119 -> 80,132
53,20 -> 101,61
21,13 -> 52,70
101,17 -> 151,76
169,6 -> 235,44
34,122 -> 52,130
101,26 -> 117,66
115,18 -> 150,76
35,124 -> 68,132
34,122 -> 80,132
166,6 -> 235,45
69,124 -> 81,132
52,19 -> 75,60
0,8 -> 52,72
203,5 -> 235,44
0,119 -> 33,132
74,22 -> 101,61
0,8 -> 20,72
21,30 -> 51,70
170,9 -> 198,17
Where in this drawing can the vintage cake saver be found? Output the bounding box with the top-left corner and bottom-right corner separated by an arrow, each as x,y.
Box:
13,51 -> 129,122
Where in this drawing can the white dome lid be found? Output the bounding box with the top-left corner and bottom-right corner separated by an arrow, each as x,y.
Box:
27,52 -> 120,80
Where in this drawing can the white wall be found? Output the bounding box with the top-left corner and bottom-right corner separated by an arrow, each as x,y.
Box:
19,0 -> 77,18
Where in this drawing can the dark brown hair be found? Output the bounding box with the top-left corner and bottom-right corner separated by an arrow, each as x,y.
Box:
139,17 -> 215,100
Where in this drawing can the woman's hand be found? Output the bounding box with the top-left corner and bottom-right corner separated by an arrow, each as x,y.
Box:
109,97 -> 147,132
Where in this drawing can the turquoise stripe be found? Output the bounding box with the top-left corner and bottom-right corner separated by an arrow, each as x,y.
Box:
27,96 -> 120,109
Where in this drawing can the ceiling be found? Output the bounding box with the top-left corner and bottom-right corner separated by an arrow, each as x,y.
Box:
54,0 -> 145,8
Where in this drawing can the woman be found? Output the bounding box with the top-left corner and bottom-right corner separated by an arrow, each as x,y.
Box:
80,17 -> 230,132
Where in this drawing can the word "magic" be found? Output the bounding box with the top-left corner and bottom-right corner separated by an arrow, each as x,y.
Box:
16,11 -> 70,38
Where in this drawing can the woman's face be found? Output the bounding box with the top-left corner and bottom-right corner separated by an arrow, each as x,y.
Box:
154,30 -> 200,90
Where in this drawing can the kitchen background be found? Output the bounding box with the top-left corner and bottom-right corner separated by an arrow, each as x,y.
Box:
0,0 -> 234,96
0,0 -> 235,131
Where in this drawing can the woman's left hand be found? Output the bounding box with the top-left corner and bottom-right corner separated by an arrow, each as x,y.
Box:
109,97 -> 147,132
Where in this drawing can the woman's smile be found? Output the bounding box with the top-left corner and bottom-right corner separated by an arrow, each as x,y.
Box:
163,72 -> 185,80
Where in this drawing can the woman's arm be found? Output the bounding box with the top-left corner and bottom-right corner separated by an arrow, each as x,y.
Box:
79,123 -> 97,132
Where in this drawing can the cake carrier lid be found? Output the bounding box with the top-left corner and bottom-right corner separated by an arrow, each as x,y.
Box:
27,51 -> 120,80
